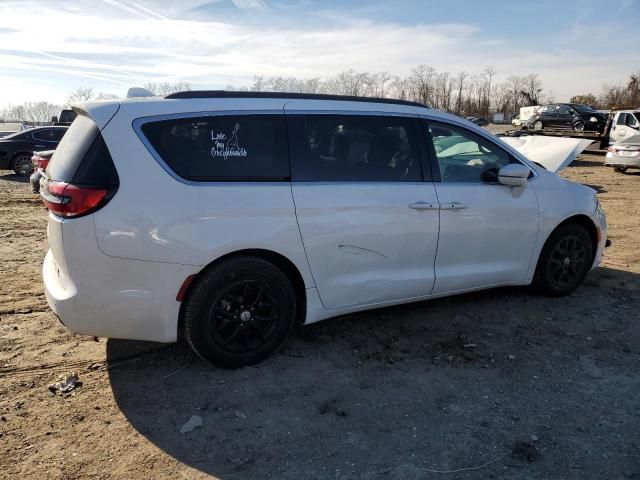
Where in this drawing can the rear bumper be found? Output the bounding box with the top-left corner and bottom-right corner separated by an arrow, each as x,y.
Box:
604,152 -> 640,168
43,215 -> 199,343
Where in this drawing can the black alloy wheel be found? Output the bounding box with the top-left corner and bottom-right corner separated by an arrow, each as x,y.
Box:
207,280 -> 280,353
534,223 -> 593,296
13,153 -> 33,177
182,257 -> 296,368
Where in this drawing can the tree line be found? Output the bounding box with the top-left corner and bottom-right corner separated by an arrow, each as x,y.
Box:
243,67 -> 545,118
0,82 -> 191,124
1,69 -> 638,124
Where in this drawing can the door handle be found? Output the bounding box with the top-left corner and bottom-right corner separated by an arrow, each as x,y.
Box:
409,201 -> 437,210
440,201 -> 468,210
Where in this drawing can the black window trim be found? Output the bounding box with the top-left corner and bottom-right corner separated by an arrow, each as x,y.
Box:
285,111 -> 431,183
133,110 -> 291,185
420,118 -> 535,185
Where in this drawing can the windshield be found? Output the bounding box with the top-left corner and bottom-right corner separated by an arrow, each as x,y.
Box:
634,113 -> 640,123
572,104 -> 597,113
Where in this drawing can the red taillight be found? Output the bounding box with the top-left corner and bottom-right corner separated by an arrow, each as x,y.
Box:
41,181 -> 108,218
32,155 -> 50,170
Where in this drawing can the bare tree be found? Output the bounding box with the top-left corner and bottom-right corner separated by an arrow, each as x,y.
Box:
627,73 -> 639,106
143,81 -> 192,96
520,73 -> 542,106
67,87 -> 95,104
454,72 -> 467,115
0,104 -> 26,122
570,93 -> 598,106
483,66 -> 496,116
18,102 -> 62,123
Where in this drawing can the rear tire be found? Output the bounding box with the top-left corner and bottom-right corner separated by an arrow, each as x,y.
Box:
182,257 -> 296,368
12,153 -> 32,177
533,223 -> 594,297
533,120 -> 543,131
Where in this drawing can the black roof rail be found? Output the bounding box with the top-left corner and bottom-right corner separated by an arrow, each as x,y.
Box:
164,90 -> 428,109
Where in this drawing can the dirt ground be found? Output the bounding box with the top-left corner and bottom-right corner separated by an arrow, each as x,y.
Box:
0,148 -> 639,479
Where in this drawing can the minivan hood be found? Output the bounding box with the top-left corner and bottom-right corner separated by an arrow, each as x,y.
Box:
500,136 -> 594,173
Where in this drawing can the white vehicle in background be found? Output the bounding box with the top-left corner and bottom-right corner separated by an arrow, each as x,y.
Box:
518,106 -> 540,127
511,115 -> 522,127
0,122 -> 26,138
40,91 -> 608,368
605,110 -> 640,173
609,110 -> 640,144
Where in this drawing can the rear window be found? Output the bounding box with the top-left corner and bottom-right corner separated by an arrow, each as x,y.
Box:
140,115 -> 289,181
47,114 -> 118,186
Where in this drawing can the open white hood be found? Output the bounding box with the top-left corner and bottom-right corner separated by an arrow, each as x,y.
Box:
500,136 -> 594,173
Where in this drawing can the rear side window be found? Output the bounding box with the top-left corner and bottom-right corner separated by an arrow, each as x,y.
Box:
33,130 -> 54,141
288,115 -> 425,181
33,129 -> 66,141
47,114 -> 118,186
140,115 -> 289,181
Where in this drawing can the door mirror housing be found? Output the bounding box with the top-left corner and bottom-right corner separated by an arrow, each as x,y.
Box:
498,163 -> 530,187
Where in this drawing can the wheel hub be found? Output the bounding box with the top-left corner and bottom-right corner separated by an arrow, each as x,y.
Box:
240,310 -> 252,322
563,257 -> 571,266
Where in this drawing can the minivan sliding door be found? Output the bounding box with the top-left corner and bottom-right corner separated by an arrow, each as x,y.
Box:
286,111 -> 440,310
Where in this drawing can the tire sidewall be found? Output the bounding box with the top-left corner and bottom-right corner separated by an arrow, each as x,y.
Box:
13,153 -> 32,176
183,258 -> 296,368
535,224 -> 593,296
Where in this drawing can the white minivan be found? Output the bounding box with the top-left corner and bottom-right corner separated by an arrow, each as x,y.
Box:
41,92 -> 608,368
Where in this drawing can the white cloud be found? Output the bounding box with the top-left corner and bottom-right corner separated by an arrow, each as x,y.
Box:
0,0 -> 636,106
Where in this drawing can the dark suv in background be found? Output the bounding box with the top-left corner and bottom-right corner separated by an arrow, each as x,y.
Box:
0,126 -> 68,176
527,103 -> 606,132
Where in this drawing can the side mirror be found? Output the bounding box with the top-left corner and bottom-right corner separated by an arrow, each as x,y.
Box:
498,163 -> 530,187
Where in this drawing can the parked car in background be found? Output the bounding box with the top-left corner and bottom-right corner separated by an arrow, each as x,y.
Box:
605,133 -> 640,173
30,150 -> 55,193
0,126 -> 68,176
40,91 -> 608,368
609,110 -> 640,144
527,103 -> 607,132
466,116 -> 488,126
512,115 -> 522,127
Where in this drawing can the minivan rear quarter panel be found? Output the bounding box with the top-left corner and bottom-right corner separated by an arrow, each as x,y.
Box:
92,102 -> 315,288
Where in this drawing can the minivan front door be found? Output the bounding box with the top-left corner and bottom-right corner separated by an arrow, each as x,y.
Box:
423,120 -> 539,294
286,111 -> 440,310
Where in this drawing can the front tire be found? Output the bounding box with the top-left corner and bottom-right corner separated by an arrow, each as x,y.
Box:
533,120 -> 543,131
614,167 -> 627,173
573,121 -> 585,132
182,257 -> 296,368
533,223 -> 594,297
12,153 -> 32,176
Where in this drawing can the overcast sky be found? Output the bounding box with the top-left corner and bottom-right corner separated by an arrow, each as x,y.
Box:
0,0 -> 638,107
